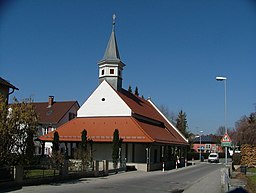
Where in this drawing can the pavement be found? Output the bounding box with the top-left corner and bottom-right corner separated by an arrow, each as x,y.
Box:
183,161 -> 248,193
1,160 -> 249,193
183,166 -> 222,193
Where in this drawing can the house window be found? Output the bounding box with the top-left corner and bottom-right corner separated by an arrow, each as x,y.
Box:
69,112 -> 76,120
110,69 -> 114,74
101,69 -> 104,75
43,126 -> 53,135
47,126 -> 52,133
205,144 -> 211,150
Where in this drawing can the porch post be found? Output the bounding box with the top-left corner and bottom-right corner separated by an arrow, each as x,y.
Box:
146,146 -> 151,172
132,143 -> 135,162
41,141 -> 45,156
65,142 -> 68,158
71,142 -> 75,158
185,146 -> 188,167
125,143 -> 128,162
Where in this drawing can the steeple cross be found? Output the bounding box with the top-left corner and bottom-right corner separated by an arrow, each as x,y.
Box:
112,14 -> 116,31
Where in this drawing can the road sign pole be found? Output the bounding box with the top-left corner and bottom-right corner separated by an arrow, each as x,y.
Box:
221,133 -> 232,164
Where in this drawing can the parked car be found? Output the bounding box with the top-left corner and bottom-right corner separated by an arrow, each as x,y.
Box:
208,153 -> 219,163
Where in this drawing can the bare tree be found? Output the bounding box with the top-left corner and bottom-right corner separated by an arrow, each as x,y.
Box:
216,126 -> 225,136
0,96 -> 38,165
235,113 -> 256,145
158,104 -> 176,124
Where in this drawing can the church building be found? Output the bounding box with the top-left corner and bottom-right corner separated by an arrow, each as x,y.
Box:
39,15 -> 188,171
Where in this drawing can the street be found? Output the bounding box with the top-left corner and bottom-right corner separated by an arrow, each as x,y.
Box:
10,162 -> 224,193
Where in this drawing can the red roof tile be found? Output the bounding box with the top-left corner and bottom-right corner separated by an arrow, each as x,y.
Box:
117,89 -> 187,144
118,89 -> 164,121
33,101 -> 79,125
39,88 -> 188,145
39,117 -> 153,143
39,116 -> 187,145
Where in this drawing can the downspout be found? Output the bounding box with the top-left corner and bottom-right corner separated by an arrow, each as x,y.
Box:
7,87 -> 19,103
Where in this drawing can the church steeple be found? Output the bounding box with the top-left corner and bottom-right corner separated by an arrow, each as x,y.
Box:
98,14 -> 125,91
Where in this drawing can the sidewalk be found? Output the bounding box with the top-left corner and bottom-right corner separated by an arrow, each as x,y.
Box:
182,161 -> 249,193
183,168 -> 222,193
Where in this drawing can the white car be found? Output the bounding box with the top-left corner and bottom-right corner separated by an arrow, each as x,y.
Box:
208,153 -> 219,163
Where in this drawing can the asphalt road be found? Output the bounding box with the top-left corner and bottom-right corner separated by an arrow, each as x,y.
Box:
11,162 -> 224,193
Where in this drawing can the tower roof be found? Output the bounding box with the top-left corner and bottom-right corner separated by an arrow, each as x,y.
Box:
102,30 -> 120,61
98,14 -> 124,65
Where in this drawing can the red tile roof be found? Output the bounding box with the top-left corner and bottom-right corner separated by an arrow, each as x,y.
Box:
39,88 -> 187,145
118,89 -> 187,144
33,101 -> 79,125
39,116 -> 186,144
118,89 -> 166,121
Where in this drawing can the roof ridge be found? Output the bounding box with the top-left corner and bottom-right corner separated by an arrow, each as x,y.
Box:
32,100 -> 77,104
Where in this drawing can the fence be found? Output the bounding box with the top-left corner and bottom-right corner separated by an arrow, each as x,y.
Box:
23,165 -> 60,179
0,166 -> 14,182
0,158 -> 126,187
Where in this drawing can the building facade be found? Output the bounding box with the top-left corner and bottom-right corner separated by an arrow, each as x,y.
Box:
40,16 -> 188,171
192,135 -> 223,153
33,96 -> 80,155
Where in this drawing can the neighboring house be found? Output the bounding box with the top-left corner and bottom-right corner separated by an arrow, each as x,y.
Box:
192,135 -> 223,153
40,17 -> 188,171
33,96 -> 80,155
0,77 -> 19,103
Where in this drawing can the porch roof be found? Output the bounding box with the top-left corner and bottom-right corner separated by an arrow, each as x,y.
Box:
39,117 -> 187,145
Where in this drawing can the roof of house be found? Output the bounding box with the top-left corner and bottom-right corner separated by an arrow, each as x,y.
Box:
118,89 -> 187,143
193,135 -> 218,144
33,101 -> 79,125
39,116 -> 187,145
0,77 -> 19,90
39,88 -> 188,145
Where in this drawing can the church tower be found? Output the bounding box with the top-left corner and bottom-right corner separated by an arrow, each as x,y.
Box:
97,14 -> 125,91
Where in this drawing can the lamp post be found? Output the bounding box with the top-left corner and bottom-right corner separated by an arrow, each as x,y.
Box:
199,130 -> 203,161
216,76 -> 228,165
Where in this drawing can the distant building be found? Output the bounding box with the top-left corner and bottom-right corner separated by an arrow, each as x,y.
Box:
33,96 -> 80,155
40,16 -> 188,171
0,77 -> 19,103
192,135 -> 223,153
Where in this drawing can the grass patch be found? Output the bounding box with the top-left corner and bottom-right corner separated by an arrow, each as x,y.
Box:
248,168 -> 256,173
25,169 -> 59,179
247,167 -> 256,193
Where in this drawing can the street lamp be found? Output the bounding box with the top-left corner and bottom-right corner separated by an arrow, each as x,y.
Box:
199,130 -> 203,161
216,76 -> 228,165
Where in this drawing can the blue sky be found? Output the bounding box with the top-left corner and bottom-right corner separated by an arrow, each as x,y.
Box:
1,0 -> 256,134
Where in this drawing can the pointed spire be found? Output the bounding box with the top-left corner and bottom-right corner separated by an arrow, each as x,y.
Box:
100,14 -> 121,62
98,14 -> 125,91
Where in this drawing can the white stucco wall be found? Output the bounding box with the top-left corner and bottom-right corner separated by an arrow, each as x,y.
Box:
77,80 -> 132,117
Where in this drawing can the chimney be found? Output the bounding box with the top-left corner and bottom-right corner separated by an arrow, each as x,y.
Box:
48,96 -> 54,107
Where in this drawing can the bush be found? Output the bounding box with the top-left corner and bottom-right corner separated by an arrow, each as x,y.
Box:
233,153 -> 242,165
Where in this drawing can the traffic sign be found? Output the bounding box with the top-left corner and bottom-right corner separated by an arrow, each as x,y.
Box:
221,142 -> 231,147
221,133 -> 232,147
221,133 -> 231,142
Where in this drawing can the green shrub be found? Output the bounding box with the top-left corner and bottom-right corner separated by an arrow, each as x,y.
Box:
232,153 -> 241,165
